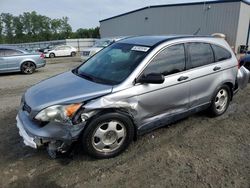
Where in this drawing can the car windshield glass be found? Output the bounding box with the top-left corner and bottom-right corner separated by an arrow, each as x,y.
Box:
94,40 -> 113,47
75,43 -> 150,85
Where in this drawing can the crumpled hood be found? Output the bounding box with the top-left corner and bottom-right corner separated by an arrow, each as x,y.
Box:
25,71 -> 113,112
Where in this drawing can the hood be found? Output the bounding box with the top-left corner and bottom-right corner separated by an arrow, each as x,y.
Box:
25,71 -> 113,112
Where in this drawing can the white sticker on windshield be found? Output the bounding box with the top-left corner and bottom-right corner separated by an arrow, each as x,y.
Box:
131,46 -> 150,52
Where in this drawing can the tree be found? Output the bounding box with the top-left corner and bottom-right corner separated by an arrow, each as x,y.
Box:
0,15 -> 3,43
60,17 -> 72,39
1,13 -> 14,43
13,16 -> 24,43
0,12 -> 100,44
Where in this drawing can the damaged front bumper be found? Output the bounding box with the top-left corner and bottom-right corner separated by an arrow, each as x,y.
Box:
16,110 -> 86,150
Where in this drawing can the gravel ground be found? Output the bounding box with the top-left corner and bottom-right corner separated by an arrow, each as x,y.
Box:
0,57 -> 249,188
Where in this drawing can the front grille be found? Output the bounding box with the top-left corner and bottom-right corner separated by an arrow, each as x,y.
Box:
82,51 -> 90,56
23,102 -> 31,113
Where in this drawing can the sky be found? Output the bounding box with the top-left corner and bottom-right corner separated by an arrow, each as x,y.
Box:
0,0 -> 248,31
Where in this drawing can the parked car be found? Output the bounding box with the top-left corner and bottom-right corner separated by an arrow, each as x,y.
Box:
81,37 -> 126,61
17,35 -> 249,159
239,54 -> 250,71
44,45 -> 77,58
38,45 -> 54,53
0,46 -> 46,74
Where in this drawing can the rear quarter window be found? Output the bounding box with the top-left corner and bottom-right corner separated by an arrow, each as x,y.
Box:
211,44 -> 232,62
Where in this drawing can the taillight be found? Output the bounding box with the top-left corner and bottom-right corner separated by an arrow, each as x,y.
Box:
40,53 -> 45,58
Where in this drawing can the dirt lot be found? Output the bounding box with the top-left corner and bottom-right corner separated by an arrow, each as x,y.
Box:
0,57 -> 249,188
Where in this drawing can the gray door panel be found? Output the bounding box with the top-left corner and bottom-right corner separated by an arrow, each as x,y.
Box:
6,56 -> 20,70
133,74 -> 190,126
188,65 -> 223,107
0,57 -> 7,71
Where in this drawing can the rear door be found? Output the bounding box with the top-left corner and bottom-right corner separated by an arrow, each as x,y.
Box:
5,49 -> 24,70
186,42 -> 224,108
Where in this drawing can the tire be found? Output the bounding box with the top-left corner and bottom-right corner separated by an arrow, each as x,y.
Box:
208,85 -> 231,117
21,61 -> 36,74
82,113 -> 134,159
71,52 -> 76,57
49,53 -> 55,58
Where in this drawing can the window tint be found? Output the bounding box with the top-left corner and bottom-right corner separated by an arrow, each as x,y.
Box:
0,49 -> 23,56
143,44 -> 185,76
56,46 -> 65,50
211,44 -> 231,62
188,43 -> 214,68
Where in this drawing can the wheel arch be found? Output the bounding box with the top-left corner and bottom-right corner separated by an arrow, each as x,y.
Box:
82,108 -> 138,141
222,82 -> 234,100
20,60 -> 37,71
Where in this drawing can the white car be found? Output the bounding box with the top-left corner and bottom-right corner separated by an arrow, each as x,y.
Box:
81,37 -> 127,61
45,45 -> 77,58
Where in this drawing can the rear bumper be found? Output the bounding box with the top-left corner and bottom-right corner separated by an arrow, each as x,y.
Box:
16,110 -> 86,149
36,60 -> 46,68
237,66 -> 250,89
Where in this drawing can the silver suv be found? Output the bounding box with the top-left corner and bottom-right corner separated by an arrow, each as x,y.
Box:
17,36 -> 249,159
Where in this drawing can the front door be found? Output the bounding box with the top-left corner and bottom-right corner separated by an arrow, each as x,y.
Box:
132,43 -> 191,132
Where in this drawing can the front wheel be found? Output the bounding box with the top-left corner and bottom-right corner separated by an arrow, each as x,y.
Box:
209,85 -> 231,116
21,62 -> 36,74
82,113 -> 134,159
49,53 -> 55,58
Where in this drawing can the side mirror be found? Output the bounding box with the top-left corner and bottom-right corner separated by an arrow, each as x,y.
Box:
137,73 -> 165,84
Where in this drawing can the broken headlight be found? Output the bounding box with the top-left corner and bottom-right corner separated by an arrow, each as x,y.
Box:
35,104 -> 82,123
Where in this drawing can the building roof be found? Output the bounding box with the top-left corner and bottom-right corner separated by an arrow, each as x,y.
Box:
117,35 -> 212,47
100,0 -> 250,22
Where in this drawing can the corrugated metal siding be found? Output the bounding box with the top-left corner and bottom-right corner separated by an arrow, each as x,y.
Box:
100,2 -> 240,46
235,2 -> 250,50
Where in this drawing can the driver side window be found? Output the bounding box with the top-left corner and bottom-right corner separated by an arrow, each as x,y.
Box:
143,44 -> 186,76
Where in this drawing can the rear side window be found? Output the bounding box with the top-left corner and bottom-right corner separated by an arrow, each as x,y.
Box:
143,44 -> 186,76
211,44 -> 231,62
0,49 -> 23,56
188,43 -> 214,68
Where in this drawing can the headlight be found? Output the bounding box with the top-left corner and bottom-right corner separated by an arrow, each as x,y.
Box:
35,104 -> 82,123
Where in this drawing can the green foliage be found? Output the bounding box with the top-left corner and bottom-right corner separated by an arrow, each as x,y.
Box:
0,11 -> 100,44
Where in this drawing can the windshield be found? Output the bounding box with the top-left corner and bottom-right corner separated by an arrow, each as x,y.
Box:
75,43 -> 150,85
94,39 -> 113,47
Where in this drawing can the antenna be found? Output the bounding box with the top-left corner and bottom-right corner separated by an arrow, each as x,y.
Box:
193,28 -> 201,35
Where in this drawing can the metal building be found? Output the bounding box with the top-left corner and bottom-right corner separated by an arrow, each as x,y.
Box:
99,0 -> 250,52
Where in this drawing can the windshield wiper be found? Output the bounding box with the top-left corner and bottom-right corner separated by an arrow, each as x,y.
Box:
72,69 -> 119,85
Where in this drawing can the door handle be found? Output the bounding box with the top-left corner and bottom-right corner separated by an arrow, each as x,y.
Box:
177,76 -> 189,81
213,66 -> 221,71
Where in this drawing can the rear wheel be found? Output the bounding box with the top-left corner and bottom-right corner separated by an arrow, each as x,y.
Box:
21,62 -> 36,74
209,85 -> 231,116
71,52 -> 76,57
82,113 -> 134,159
